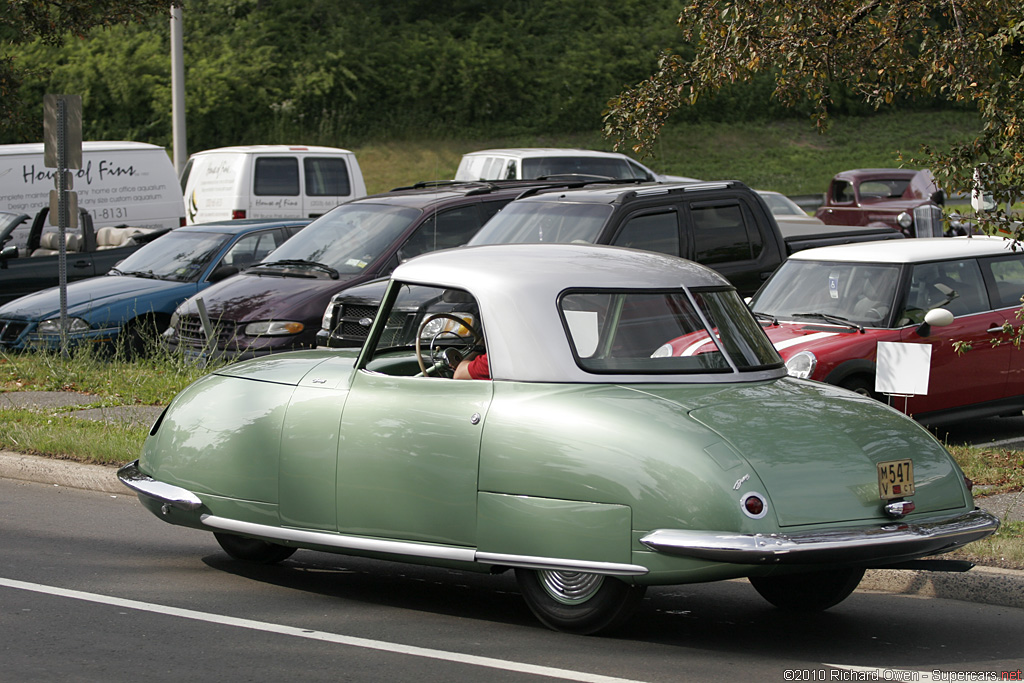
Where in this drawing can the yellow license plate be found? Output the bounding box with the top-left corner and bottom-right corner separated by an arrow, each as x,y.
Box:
878,459 -> 915,500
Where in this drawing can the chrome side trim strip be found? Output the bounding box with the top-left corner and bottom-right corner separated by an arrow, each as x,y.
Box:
640,509 -> 1000,565
474,552 -> 648,576
200,515 -> 477,563
116,460 -> 203,511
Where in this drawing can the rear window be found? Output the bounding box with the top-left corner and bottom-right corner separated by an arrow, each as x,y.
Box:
304,157 -> 352,196
522,156 -> 631,179
469,201 -> 612,245
254,157 -> 300,196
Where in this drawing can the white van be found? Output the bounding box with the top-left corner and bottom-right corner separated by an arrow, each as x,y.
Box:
0,141 -> 185,230
180,145 -> 367,224
454,148 -> 698,183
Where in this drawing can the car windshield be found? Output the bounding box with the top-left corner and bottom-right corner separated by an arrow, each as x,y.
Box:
751,260 -> 903,327
110,230 -> 231,282
559,288 -> 781,374
521,156 -> 638,179
253,203 -> 420,276
469,201 -> 612,245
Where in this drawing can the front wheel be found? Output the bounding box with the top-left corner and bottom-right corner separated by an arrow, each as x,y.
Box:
838,375 -> 877,400
749,567 -> 865,611
214,532 -> 297,564
514,568 -> 646,634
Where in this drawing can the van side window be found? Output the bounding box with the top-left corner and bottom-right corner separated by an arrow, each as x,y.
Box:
400,206 -> 482,261
254,158 -> 300,196
981,254 -> 1024,309
691,203 -> 761,264
304,157 -> 352,196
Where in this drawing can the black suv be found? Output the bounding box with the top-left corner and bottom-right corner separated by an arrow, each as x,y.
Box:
165,178 -> 633,359
317,180 -> 796,348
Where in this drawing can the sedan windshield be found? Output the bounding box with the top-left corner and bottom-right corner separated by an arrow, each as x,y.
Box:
469,201 -> 612,245
252,203 -> 420,276
751,260 -> 903,327
110,230 -> 231,282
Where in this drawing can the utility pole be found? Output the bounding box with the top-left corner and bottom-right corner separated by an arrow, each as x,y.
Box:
170,5 -> 187,177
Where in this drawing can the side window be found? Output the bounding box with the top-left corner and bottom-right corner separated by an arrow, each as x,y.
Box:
304,157 -> 351,196
832,181 -> 854,203
981,254 -> 1024,309
690,203 -> 761,265
400,206 -> 482,261
612,211 -> 680,256
222,230 -> 286,271
903,259 -> 989,320
254,157 -> 300,196
504,160 -> 517,180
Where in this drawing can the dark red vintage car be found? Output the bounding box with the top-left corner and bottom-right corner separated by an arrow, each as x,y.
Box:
815,168 -> 946,238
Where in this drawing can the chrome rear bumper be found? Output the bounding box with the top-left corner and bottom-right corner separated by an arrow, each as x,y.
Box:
117,460 -> 203,511
640,509 -> 999,565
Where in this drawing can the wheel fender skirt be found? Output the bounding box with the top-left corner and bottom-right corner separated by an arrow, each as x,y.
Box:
640,509 -> 999,565
117,460 -> 203,511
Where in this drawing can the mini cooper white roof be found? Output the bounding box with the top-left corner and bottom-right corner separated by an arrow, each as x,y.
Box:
787,235 -> 1018,264
387,243 -> 785,383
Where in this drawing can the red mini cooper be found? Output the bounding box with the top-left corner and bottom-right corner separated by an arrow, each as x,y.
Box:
707,237 -> 1022,426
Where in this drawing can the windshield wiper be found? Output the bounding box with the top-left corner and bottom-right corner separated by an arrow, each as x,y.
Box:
793,312 -> 864,333
753,311 -> 778,326
116,269 -> 160,280
252,259 -> 340,280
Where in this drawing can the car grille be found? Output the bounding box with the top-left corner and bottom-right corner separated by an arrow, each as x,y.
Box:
0,319 -> 28,344
176,314 -> 236,349
914,204 -> 944,238
327,302 -> 415,347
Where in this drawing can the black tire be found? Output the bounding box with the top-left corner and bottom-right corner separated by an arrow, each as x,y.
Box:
838,375 -> 877,400
749,567 -> 865,611
514,568 -> 646,635
214,532 -> 297,564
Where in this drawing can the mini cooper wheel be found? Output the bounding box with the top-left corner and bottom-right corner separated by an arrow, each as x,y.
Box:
214,532 -> 297,564
749,567 -> 865,611
514,568 -> 646,634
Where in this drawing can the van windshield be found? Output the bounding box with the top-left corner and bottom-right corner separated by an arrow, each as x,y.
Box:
469,201 -> 611,245
254,203 -> 420,276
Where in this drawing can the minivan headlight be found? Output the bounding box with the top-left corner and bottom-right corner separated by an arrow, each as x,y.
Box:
244,321 -> 305,337
785,350 -> 817,379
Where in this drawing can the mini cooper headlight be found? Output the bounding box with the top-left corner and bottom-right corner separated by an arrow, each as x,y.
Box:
244,321 -> 305,336
651,343 -> 674,358
419,312 -> 476,340
897,211 -> 913,229
785,350 -> 817,379
37,317 -> 91,335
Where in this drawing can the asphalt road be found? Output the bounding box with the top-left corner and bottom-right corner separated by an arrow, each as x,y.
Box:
932,413 -> 1024,450
2,477 -> 1022,682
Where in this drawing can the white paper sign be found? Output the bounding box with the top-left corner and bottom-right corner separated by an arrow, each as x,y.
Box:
875,341 -> 932,396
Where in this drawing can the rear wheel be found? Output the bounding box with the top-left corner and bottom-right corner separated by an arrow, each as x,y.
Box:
749,567 -> 865,611
514,568 -> 646,634
214,532 -> 297,564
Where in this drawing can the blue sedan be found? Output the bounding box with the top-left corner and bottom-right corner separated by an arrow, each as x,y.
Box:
0,219 -> 309,353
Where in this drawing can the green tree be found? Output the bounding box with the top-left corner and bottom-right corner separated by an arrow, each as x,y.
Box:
604,0 -> 1024,236
1,0 -> 177,135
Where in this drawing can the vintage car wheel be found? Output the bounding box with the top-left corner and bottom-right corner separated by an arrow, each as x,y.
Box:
214,532 -> 297,564
514,568 -> 646,634
749,567 -> 865,611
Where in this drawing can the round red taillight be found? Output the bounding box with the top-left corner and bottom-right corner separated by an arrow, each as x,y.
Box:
741,493 -> 767,519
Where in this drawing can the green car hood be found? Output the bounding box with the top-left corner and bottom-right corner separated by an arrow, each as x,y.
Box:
645,378 -> 968,527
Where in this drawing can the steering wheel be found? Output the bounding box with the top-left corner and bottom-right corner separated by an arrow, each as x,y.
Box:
415,313 -> 483,377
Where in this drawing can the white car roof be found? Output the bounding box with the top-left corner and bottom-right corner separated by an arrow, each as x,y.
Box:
188,145 -> 355,156
787,236 -> 1019,264
461,148 -> 635,160
389,243 -> 783,384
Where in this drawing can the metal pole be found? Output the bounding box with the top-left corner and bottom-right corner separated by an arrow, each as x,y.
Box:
170,5 -> 187,176
56,98 -> 69,358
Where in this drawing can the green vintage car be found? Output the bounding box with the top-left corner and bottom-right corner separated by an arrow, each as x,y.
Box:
119,243 -> 998,634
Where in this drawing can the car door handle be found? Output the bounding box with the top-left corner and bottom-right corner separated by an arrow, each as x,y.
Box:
987,325 -> 1008,333
72,260 -> 92,269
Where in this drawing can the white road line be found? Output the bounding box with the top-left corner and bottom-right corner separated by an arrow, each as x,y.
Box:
1,576 -> 645,683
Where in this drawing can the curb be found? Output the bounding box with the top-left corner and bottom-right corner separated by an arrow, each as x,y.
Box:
2,449 -> 1023,609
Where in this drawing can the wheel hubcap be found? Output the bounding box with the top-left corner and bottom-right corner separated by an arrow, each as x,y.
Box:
537,570 -> 604,605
